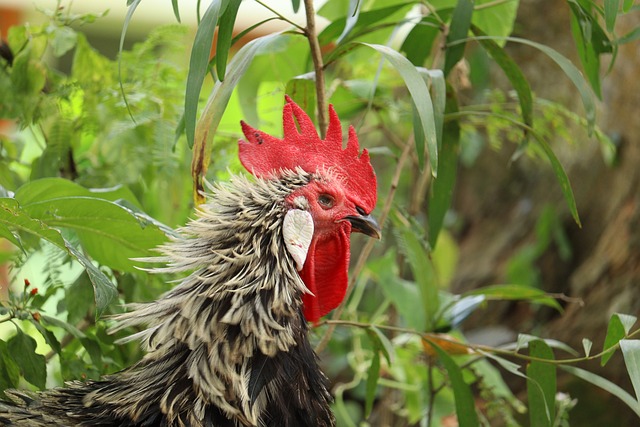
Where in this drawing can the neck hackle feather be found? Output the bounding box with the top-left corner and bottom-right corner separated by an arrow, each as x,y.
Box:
0,96 -> 377,427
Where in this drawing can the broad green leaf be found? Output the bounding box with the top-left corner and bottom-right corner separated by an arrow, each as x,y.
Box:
359,43 -> 438,173
605,0 -> 620,32
30,319 -> 62,354
0,223 -> 21,249
428,83 -> 459,248
427,340 -> 480,427
192,33 -> 284,204
622,0 -> 634,12
0,198 -> 117,317
50,26 -> 77,58
562,365 -> 640,417
621,339 -> 640,403
0,340 -> 20,392
472,24 -> 533,137
7,329 -> 46,389
18,196 -> 167,272
464,284 -> 562,311
602,313 -> 636,366
444,0 -> 474,76
185,0 -> 231,148
527,340 -> 556,427
364,350 -> 380,418
216,0 -> 242,81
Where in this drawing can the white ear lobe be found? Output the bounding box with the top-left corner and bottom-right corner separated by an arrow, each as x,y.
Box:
283,209 -> 314,271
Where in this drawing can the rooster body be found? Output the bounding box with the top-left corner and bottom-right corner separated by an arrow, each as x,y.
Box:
0,98 -> 379,426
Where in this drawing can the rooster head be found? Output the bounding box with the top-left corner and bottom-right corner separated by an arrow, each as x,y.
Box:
238,96 -> 380,322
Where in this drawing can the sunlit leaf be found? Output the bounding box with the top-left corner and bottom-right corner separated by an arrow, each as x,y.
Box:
464,284 -> 562,310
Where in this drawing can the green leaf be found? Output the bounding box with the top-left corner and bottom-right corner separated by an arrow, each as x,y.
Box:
291,0 -> 300,13
582,338 -> 593,357
7,329 -> 47,389
192,33 -> 284,202
621,340 -> 640,403
364,350 -> 380,418
50,26 -> 78,58
30,319 -> 62,355
185,0 -> 231,148
18,196 -> 166,272
464,284 -> 562,311
444,0 -> 474,76
0,198 -> 117,317
338,0 -> 361,44
535,136 -> 581,227
602,313 -> 636,366
359,43 -> 438,174
617,26 -> 640,44
401,13 -> 449,66
622,0 -> 634,12
0,340 -> 20,393
285,76 -> 317,121
171,0 -> 181,22
472,24 -> 533,138
427,340 -> 480,427
527,339 -> 556,427
561,365 -> 640,417
475,36 -> 596,134
428,83 -> 459,248
216,0 -> 242,81
0,223 -> 21,249
604,0 -> 620,32
367,326 -> 395,365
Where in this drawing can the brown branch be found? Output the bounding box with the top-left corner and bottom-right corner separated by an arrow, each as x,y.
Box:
314,139 -> 413,353
303,0 -> 327,136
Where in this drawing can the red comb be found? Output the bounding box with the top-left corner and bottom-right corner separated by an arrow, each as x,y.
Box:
238,96 -> 376,212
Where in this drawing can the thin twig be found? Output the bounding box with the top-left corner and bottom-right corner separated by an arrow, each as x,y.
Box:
303,0 -> 327,136
315,140 -> 413,353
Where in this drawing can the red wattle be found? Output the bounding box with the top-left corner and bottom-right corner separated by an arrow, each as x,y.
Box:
300,225 -> 351,323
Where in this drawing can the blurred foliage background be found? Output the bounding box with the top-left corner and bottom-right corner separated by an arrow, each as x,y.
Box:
1,0 -> 640,426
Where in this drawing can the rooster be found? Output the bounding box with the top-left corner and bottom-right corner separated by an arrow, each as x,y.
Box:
0,96 -> 380,427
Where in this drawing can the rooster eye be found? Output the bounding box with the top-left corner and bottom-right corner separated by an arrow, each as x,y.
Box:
318,194 -> 335,209
355,205 -> 367,215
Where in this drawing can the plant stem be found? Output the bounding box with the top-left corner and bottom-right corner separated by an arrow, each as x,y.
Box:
303,0 -> 327,136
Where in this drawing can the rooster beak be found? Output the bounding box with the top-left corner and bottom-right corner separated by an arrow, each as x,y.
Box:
345,214 -> 382,239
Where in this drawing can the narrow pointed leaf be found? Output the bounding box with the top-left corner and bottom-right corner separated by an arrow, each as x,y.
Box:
527,339 -> 556,427
444,0 -> 474,76
359,43 -> 438,174
191,33 -> 283,204
428,84 -> 459,247
428,340 -> 479,427
464,284 -> 562,310
171,0 -> 181,22
364,350 -> 380,418
582,338 -> 593,357
337,0 -> 361,44
605,0 -> 620,32
185,0 -> 230,148
472,25 -> 533,137
561,365 -> 640,417
621,339 -> 640,403
216,0 -> 242,81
